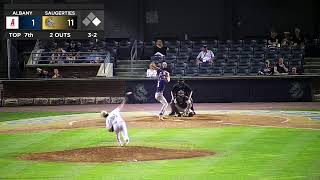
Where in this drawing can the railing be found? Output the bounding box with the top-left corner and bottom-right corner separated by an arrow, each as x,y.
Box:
130,40 -> 138,74
30,51 -> 111,74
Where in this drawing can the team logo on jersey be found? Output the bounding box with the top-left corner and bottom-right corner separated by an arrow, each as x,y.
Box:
6,16 -> 19,29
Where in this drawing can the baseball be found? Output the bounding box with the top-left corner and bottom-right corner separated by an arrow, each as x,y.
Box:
126,92 -> 133,95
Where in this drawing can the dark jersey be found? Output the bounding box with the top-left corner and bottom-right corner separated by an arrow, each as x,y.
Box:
172,83 -> 192,97
156,70 -> 167,92
276,64 -> 287,73
153,46 -> 167,56
292,34 -> 304,45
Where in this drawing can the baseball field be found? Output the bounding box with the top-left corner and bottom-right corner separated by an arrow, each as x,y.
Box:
0,103 -> 320,179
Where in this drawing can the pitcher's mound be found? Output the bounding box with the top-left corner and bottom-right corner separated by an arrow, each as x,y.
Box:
18,146 -> 214,163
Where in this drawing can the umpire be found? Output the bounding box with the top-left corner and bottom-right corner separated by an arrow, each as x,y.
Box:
169,77 -> 196,117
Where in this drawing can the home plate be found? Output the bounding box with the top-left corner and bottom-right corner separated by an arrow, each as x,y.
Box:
173,119 -> 185,122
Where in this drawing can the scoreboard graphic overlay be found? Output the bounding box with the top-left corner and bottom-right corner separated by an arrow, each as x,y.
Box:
4,4 -> 104,39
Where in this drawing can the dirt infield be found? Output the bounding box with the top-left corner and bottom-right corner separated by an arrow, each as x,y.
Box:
18,146 -> 214,163
1,113 -> 320,134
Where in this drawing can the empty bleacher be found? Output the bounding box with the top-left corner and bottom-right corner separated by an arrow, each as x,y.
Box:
27,38 -> 309,78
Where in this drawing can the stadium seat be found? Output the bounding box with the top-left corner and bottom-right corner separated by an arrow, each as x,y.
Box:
190,51 -> 199,61
292,53 -> 303,60
198,68 -> 211,76
211,67 -> 223,76
241,46 -> 254,55
218,40 -> 233,48
237,67 -> 250,76
106,48 -> 117,60
165,55 -> 177,64
105,40 -> 119,48
165,40 -> 180,49
254,46 -> 267,55
211,47 -> 218,54
177,55 -> 189,63
279,47 -> 291,55
250,66 -> 261,75
179,47 -> 191,56
216,47 -> 229,56
240,53 -> 252,60
250,58 -> 264,67
227,54 -> 240,62
142,41 -> 155,59
289,59 -> 302,68
238,58 -> 250,67
193,40 -> 206,51
166,48 -> 178,57
199,63 -> 213,69
226,60 -> 238,68
252,53 -> 265,61
185,67 -> 199,76
172,68 -> 184,76
232,40 -> 243,48
223,67 -> 236,76
265,53 -> 278,61
229,47 -> 241,56
214,59 -> 226,68
292,46 -> 304,55
118,41 -> 132,59
251,39 -> 267,48
206,40 -> 218,49
180,40 -> 193,48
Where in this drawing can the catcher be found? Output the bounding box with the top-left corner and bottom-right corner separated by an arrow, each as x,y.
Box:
169,78 -> 196,117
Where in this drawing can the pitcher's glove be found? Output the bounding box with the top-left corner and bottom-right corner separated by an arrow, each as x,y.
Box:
108,126 -> 114,132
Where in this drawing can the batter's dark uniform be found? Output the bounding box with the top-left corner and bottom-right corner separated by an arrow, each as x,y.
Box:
170,81 -> 195,116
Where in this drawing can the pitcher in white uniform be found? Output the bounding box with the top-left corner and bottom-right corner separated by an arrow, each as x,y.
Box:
101,92 -> 132,147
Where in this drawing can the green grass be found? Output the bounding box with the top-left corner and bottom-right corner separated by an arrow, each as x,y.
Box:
0,112 -> 83,122
0,127 -> 319,179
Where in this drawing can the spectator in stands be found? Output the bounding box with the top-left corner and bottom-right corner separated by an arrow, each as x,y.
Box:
292,27 -> 305,48
162,62 -> 172,74
52,68 -> 62,79
146,62 -> 157,78
274,57 -> 289,75
268,31 -> 279,48
153,39 -> 167,56
66,41 -> 80,63
50,47 -> 65,64
196,45 -> 214,65
290,67 -> 299,75
281,32 -> 292,48
36,68 -> 50,78
88,47 -> 103,63
258,60 -> 273,76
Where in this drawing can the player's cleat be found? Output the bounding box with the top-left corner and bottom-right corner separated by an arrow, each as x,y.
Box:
168,112 -> 175,116
158,115 -> 164,121
125,139 -> 130,146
